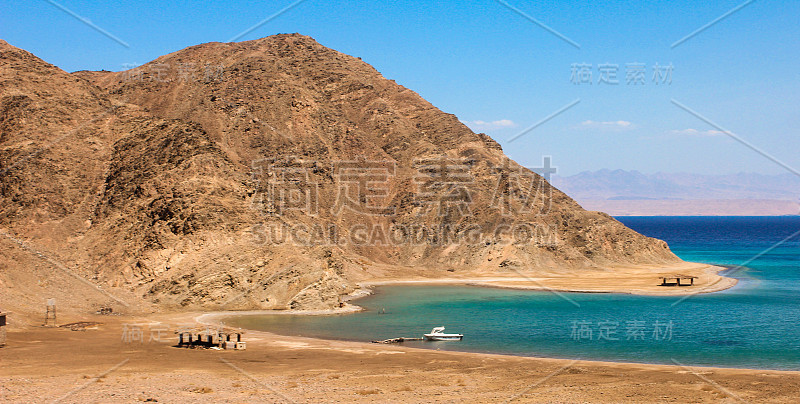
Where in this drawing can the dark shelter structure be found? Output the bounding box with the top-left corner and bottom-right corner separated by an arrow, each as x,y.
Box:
660,275 -> 697,286
176,327 -> 246,350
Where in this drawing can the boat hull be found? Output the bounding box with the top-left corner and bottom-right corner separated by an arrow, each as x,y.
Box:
424,334 -> 463,341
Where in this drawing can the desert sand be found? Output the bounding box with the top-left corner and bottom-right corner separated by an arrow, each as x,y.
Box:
359,262 -> 737,296
2,311 -> 799,403
3,268 -> 797,404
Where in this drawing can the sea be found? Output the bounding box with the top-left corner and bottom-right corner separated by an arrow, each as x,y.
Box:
226,216 -> 800,370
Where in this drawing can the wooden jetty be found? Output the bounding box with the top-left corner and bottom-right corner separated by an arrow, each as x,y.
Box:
371,337 -> 423,344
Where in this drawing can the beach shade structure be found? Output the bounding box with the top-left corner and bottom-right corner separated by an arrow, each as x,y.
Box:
659,275 -> 698,286
175,327 -> 246,350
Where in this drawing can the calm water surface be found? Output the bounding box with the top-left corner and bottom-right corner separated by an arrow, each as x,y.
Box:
227,216 -> 800,370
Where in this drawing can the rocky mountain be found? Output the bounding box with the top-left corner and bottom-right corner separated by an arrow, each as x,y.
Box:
0,35 -> 680,317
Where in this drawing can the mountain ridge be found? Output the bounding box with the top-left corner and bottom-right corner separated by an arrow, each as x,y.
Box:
0,34 -> 681,319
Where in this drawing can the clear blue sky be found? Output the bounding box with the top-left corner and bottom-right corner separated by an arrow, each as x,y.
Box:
3,0 -> 799,176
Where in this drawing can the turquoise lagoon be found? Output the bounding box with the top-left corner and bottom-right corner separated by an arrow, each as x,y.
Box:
226,217 -> 800,370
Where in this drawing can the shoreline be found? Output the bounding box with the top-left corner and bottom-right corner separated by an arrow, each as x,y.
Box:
354,262 -> 738,297
194,312 -> 799,375
198,261 -> 739,322
5,265 -> 798,402
5,313 -> 799,403
190,263 -> 763,373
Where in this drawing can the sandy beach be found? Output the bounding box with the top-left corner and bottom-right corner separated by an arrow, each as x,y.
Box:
2,265 -> 797,403
2,311 -> 799,403
357,262 -> 738,297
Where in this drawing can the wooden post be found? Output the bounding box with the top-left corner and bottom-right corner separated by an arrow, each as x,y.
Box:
44,299 -> 57,327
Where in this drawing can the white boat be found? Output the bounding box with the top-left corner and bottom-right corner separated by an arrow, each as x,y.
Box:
423,326 -> 463,341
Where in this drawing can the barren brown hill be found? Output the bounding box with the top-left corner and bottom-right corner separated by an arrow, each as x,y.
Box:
1,35 -> 683,320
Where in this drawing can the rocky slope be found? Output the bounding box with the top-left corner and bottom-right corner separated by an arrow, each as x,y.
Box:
0,35 -> 680,317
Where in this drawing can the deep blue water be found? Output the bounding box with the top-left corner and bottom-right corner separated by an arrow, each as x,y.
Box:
227,216 -> 800,370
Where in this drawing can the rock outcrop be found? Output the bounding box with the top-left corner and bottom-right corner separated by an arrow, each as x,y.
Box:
0,35 -> 680,316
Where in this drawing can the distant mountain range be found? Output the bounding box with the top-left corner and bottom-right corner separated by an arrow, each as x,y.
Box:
551,170 -> 800,200
550,170 -> 800,216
